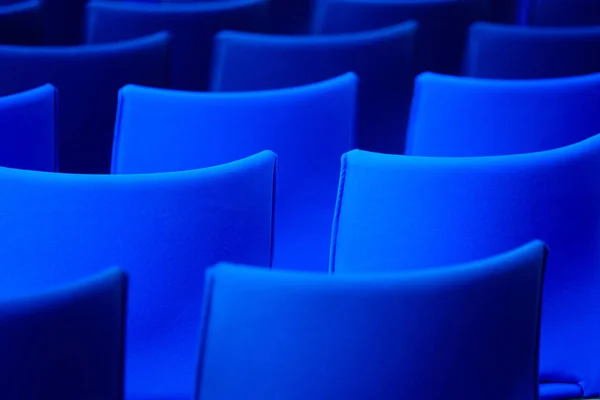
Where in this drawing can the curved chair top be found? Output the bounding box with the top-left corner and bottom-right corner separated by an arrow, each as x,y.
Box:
119,71 -> 358,102
0,83 -> 56,106
0,268 -> 127,400
464,22 -> 600,79
0,0 -> 40,15
2,149 -> 275,185
209,240 -> 546,283
197,240 -> 546,400
416,69 -> 600,89
113,73 -> 354,172
470,21 -> 600,38
340,132 -> 600,174
0,30 -> 170,55
1,267 -> 126,306
217,19 -> 418,46
87,0 -> 267,14
406,71 -> 600,156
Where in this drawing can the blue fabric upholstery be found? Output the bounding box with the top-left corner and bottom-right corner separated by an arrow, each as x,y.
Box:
540,382 -> 584,399
0,268 -> 127,400
464,22 -> 600,79
211,22 -> 415,154
0,84 -> 56,171
314,0 -> 480,76
0,32 -> 169,173
0,151 -> 275,399
331,135 -> 600,397
467,0 -> 521,23
0,0 -> 42,44
112,73 -> 356,272
407,72 -> 600,156
197,241 -> 546,400
529,0 -> 600,26
85,0 -> 269,91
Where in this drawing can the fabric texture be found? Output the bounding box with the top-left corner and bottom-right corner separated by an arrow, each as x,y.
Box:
85,0 -> 269,91
0,84 -> 56,171
331,135 -> 600,396
407,72 -> 600,156
314,0 -> 480,76
211,22 -> 415,154
0,151 -> 275,399
197,241 -> 546,400
113,74 -> 356,272
464,22 -> 600,79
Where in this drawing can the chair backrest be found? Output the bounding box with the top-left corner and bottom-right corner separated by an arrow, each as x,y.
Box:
528,0 -> 600,26
406,72 -> 600,156
0,0 -> 43,45
464,22 -> 600,79
0,84 -> 56,171
0,32 -> 170,173
330,135 -> 600,394
314,0 -> 480,75
466,0 -> 521,23
113,73 -> 356,272
0,268 -> 127,400
0,151 -> 275,399
197,241 -> 547,400
211,22 -> 416,154
85,0 -> 269,91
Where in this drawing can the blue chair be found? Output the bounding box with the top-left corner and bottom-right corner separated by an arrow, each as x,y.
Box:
85,0 -> 269,91
0,32 -> 169,173
211,22 -> 416,154
0,268 -> 127,400
0,84 -> 56,171
464,22 -> 600,79
0,0 -> 43,45
330,135 -> 600,398
313,0 -> 480,75
529,0 -> 600,26
0,151 -> 275,399
468,0 -> 521,23
197,241 -> 546,400
112,73 -> 356,272
406,72 -> 600,156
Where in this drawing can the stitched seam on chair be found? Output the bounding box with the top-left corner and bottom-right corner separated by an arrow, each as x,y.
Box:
328,153 -> 348,274
111,89 -> 126,174
194,272 -> 216,400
